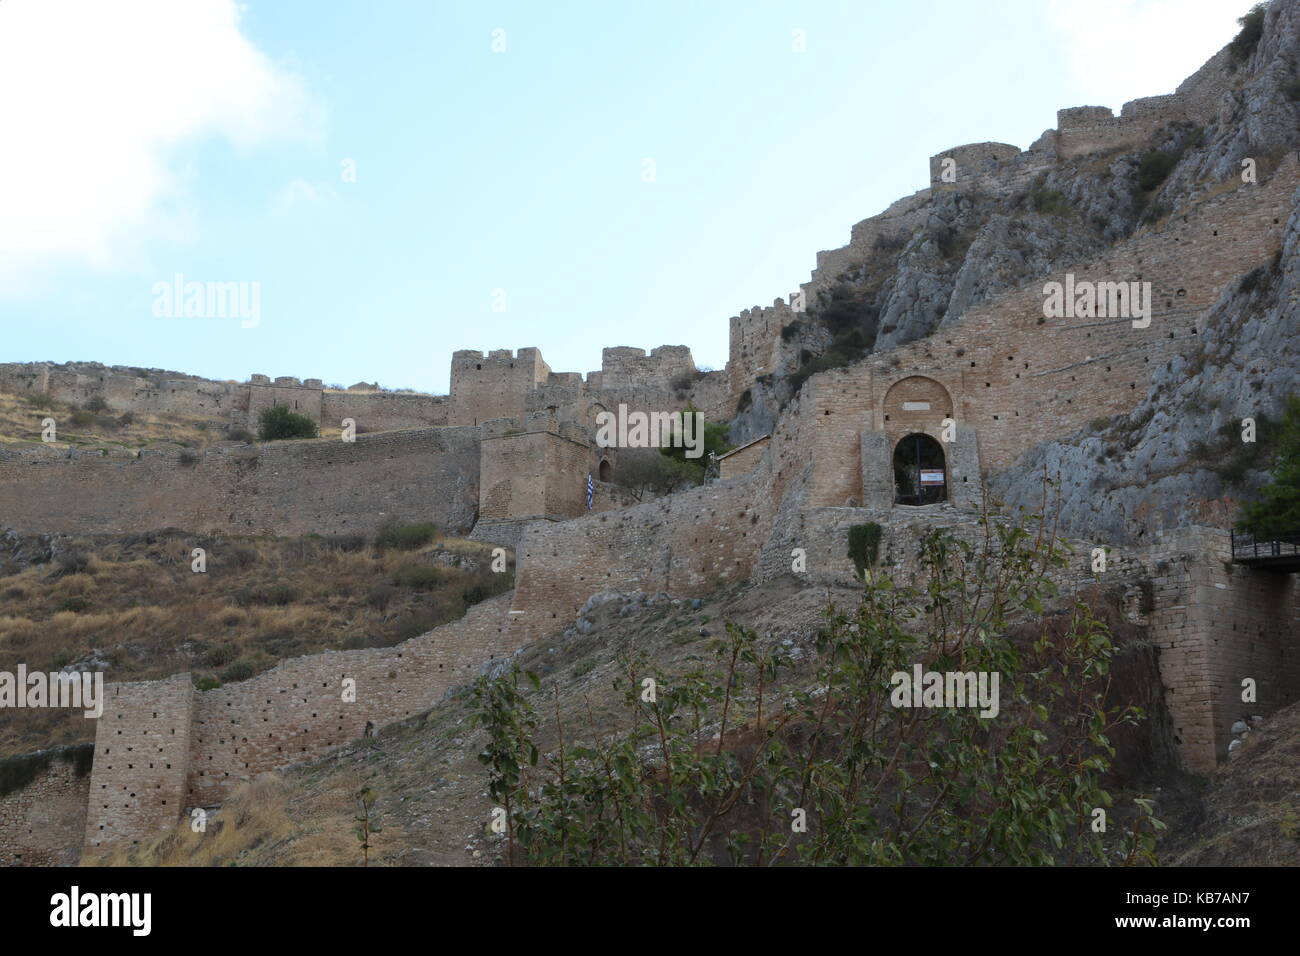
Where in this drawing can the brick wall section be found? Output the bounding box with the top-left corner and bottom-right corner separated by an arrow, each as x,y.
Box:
512,474 -> 770,627
728,300 -> 796,403
0,745 -> 92,865
246,380 -> 323,428
0,426 -> 483,537
81,595 -> 527,847
719,435 -> 769,479
84,675 -> 195,852
1144,528 -> 1300,773
320,390 -> 448,431
600,346 -> 695,391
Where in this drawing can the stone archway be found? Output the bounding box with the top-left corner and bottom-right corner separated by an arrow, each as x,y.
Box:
881,375 -> 954,439
893,433 -> 947,505
598,458 -> 612,481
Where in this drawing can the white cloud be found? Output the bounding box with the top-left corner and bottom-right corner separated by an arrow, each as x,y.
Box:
0,0 -> 319,290
1047,0 -> 1244,110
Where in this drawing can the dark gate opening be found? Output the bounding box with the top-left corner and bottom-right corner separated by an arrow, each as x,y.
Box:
893,433 -> 947,505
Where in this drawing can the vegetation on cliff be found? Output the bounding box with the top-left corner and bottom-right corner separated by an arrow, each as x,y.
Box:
1237,395 -> 1300,537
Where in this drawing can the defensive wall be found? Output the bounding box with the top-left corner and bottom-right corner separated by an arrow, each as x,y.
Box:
0,744 -> 93,866
0,426 -> 484,537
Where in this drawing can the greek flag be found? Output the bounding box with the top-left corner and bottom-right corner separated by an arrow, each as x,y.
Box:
586,473 -> 594,510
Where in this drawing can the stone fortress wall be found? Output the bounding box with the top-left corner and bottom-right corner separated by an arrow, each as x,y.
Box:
0,426 -> 485,537
3,31 -> 1297,861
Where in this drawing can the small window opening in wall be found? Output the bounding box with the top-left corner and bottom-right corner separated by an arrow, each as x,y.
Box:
824,409 -> 830,415
476,363 -> 481,370
969,362 -> 975,367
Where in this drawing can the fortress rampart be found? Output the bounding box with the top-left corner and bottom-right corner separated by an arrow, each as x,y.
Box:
0,426 -> 484,537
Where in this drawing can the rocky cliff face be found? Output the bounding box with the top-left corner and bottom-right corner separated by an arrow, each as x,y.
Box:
991,182 -> 1299,545
738,0 -> 1300,542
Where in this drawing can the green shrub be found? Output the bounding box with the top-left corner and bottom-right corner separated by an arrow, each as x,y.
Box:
225,426 -> 256,443
780,321 -> 803,342
1030,187 -> 1070,216
1136,150 -> 1178,192
373,520 -> 438,550
203,644 -> 237,667
366,583 -> 397,610
0,745 -> 94,799
847,522 -> 883,577
219,660 -> 255,683
178,450 -> 199,467
473,518 -> 1161,866
227,545 -> 258,569
194,676 -> 221,691
53,550 -> 90,577
56,596 -> 90,613
84,395 -> 109,413
257,404 -> 319,441
394,563 -> 444,590
260,583 -> 298,606
324,533 -> 367,552
1229,4 -> 1266,64
1238,396 -> 1300,537
384,610 -> 443,644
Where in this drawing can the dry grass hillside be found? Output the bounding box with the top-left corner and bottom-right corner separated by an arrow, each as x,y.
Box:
0,390 -> 224,450
0,525 -> 513,760
1164,701 -> 1300,866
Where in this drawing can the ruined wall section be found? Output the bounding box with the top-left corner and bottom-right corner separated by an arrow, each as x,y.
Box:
246,376 -> 323,428
928,141 -> 1056,197
0,744 -> 92,865
512,475 -> 768,627
186,593 -> 525,807
729,300 -> 794,407
83,674 -> 195,852
0,426 -> 483,537
1145,527 -> 1300,774
801,191 -> 931,304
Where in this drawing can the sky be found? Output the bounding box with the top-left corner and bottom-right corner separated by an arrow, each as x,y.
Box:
0,0 -> 1247,393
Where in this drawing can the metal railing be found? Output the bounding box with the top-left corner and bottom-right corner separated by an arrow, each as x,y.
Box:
1230,529 -> 1300,562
